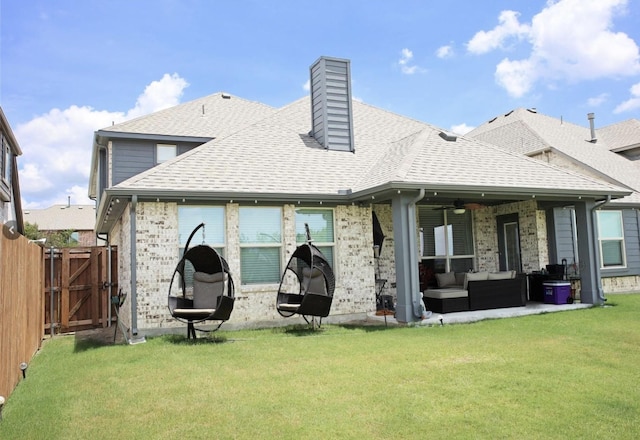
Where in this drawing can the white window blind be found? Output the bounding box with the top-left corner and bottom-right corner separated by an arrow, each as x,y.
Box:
239,207 -> 282,284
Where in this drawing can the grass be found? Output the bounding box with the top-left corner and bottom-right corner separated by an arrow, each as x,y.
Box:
2,295 -> 640,439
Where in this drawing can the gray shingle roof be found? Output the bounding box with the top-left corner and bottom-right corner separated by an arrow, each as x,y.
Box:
24,204 -> 96,230
598,119 -> 640,152
99,92 -> 276,139
112,99 -> 629,200
467,108 -> 640,205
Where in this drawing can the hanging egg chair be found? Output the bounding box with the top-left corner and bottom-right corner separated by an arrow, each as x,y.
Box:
276,224 -> 335,327
168,223 -> 235,339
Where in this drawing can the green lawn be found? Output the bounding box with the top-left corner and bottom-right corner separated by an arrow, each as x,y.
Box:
2,295 -> 640,439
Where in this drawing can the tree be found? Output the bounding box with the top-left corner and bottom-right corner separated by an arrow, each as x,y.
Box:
24,222 -> 78,247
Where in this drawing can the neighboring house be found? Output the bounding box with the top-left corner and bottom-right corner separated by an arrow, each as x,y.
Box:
468,109 -> 640,293
23,203 -> 98,246
0,106 -> 24,235
88,56 -> 631,336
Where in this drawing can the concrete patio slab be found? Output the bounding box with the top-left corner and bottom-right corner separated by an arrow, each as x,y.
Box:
367,302 -> 594,326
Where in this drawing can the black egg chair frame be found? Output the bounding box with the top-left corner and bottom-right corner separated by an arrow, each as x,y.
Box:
276,224 -> 336,327
168,223 -> 235,339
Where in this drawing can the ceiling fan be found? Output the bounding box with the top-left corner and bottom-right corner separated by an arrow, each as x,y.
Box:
436,199 -> 485,214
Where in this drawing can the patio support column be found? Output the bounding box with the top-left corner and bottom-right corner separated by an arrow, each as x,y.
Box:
574,200 -> 604,305
130,195 -> 139,334
392,191 -> 425,323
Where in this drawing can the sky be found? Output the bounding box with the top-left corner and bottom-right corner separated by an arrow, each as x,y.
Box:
2,0 -> 640,209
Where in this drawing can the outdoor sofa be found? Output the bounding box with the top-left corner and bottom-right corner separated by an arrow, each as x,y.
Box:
422,271 -> 526,314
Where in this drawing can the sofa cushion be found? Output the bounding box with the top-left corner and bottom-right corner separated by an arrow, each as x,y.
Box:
488,271 -> 514,280
423,288 -> 468,299
464,271 -> 489,290
455,272 -> 466,285
436,272 -> 456,287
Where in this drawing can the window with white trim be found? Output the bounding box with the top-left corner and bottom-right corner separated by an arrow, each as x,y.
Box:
178,206 -> 226,255
239,207 -> 282,284
597,210 -> 626,268
295,208 -> 335,267
156,144 -> 176,164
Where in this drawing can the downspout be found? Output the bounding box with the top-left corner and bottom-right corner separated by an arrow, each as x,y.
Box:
130,195 -> 138,335
591,195 -> 611,302
408,189 -> 427,319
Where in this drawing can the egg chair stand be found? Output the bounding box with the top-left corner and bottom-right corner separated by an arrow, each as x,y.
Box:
168,223 -> 235,339
276,224 -> 335,328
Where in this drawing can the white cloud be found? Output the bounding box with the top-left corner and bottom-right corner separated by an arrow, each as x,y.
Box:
495,58 -> 537,98
16,73 -> 189,209
436,45 -> 454,59
587,93 -> 610,107
126,73 -> 188,119
451,123 -> 475,135
467,10 -> 530,54
302,79 -> 310,92
398,48 -> 426,74
614,82 -> 640,113
467,0 -> 640,97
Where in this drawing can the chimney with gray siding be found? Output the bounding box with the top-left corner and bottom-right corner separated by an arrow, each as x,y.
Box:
587,112 -> 597,143
310,56 -> 355,152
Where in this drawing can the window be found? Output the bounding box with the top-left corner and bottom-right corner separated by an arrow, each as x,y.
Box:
597,210 -> 626,268
156,144 -> 176,164
296,208 -> 335,267
418,207 -> 474,273
178,206 -> 226,254
239,207 -> 282,284
178,206 -> 226,285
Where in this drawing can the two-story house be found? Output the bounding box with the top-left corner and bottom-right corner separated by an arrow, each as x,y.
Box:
1,107 -> 24,236
88,56 -> 630,337
468,109 -> 640,295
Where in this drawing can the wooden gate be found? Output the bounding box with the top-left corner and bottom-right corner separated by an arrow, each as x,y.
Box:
44,246 -> 118,334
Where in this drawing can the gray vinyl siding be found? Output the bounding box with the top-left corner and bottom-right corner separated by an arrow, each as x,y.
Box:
604,208 -> 640,277
111,139 -> 201,186
309,57 -> 354,152
551,207 -> 640,277
551,207 -> 579,267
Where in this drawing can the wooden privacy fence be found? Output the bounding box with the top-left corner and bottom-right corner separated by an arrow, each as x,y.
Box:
45,246 -> 118,334
1,233 -> 44,399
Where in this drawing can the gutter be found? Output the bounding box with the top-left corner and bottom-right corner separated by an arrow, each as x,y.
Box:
591,195 -> 612,303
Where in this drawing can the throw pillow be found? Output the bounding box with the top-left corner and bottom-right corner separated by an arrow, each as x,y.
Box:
464,271 -> 489,290
435,271 -> 456,287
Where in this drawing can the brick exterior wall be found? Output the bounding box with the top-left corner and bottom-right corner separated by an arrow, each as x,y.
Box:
472,200 -> 547,273
112,201 -> 378,333
603,275 -> 640,293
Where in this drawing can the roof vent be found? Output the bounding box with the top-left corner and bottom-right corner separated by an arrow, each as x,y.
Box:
488,117 -> 497,123
309,56 -> 355,152
527,108 -> 537,113
221,93 -> 231,99
587,112 -> 597,143
439,131 -> 457,142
